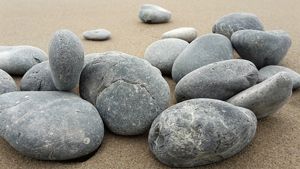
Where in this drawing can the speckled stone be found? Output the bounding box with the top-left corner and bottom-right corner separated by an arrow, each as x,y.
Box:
148,98 -> 257,167
228,72 -> 292,119
0,69 -> 17,95
0,91 -> 104,160
231,30 -> 292,69
83,29 -> 111,41
139,4 -> 171,23
162,27 -> 198,42
84,53 -> 104,68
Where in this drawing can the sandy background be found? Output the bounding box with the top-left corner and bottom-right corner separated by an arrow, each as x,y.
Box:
0,0 -> 299,168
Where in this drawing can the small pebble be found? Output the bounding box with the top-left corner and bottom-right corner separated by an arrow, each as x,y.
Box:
83,29 -> 111,41
0,69 -> 17,95
161,27 -> 198,42
139,4 -> 171,23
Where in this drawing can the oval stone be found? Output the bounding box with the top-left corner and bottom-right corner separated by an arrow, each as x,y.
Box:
139,4 -> 171,23
0,69 -> 17,95
161,27 -> 198,42
83,29 -> 111,41
148,98 -> 257,167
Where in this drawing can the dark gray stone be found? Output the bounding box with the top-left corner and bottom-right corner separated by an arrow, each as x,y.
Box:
0,69 -> 17,95
144,38 -> 188,75
0,46 -> 48,75
83,29 -> 111,41
49,29 -> 84,91
212,12 -> 264,38
20,61 -> 57,91
175,59 -> 258,102
139,4 -> 171,24
80,51 -> 170,135
231,30 -> 292,69
148,98 -> 257,167
228,72 -> 292,119
0,91 -> 104,160
161,27 -> 198,42
172,33 -> 233,83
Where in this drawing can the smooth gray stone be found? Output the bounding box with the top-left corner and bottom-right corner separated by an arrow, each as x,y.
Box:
0,91 -> 104,160
258,65 -> 300,90
228,72 -> 292,119
80,51 -> 170,135
0,69 -> 17,95
148,98 -> 257,167
212,12 -> 264,38
175,59 -> 258,102
83,29 -> 111,41
139,4 -> 171,23
161,27 -> 198,42
231,30 -> 292,69
84,53 -> 104,68
0,46 -> 48,75
172,33 -> 233,83
144,38 -> 188,75
49,29 -> 84,91
20,61 -> 57,91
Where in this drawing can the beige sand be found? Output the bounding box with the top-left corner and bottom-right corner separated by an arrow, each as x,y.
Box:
0,0 -> 299,168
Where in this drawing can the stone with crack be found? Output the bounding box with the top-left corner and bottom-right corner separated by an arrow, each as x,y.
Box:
0,69 -> 17,95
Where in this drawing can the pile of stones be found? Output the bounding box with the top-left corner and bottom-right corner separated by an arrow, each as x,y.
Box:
0,3 -> 298,168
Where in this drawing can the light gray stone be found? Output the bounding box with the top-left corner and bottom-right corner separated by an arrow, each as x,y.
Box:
139,4 -> 171,23
83,29 -> 111,41
172,33 -> 233,82
0,69 -> 17,95
0,91 -> 104,160
84,53 -> 104,68
231,30 -> 292,69
148,98 -> 257,167
162,27 -> 198,42
0,46 -> 48,75
228,72 -> 292,119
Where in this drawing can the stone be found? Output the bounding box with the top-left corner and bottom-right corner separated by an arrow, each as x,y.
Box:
161,27 -> 198,42
231,30 -> 292,69
144,38 -> 188,75
228,72 -> 292,119
83,29 -> 111,41
0,46 -> 48,75
148,98 -> 257,167
20,61 -> 57,91
212,12 -> 264,38
49,29 -> 84,91
175,59 -> 258,102
0,69 -> 17,95
80,51 -> 170,135
0,91 -> 104,160
84,53 -> 104,67
172,33 -> 233,82
139,4 -> 171,24
258,65 -> 300,90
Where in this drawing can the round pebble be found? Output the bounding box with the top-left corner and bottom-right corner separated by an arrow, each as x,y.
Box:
161,27 -> 198,42
139,4 -> 171,23
83,29 -> 111,41
0,69 -> 17,95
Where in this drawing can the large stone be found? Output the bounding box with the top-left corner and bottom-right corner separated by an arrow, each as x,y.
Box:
175,59 -> 258,102
0,69 -> 17,95
148,98 -> 257,167
228,72 -> 292,119
139,4 -> 171,24
161,27 -> 198,42
0,46 -> 48,75
84,53 -> 105,68
0,91 -> 104,160
231,30 -> 292,69
172,33 -> 233,82
83,29 -> 111,41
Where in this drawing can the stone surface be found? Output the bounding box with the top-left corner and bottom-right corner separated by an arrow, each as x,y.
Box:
80,51 -> 170,135
144,38 -> 188,75
139,4 -> 171,23
0,46 -> 48,75
148,98 -> 257,167
84,53 -> 104,67
231,30 -> 292,69
212,12 -> 264,38
228,72 -> 292,119
258,65 -> 300,90
172,33 -> 233,82
0,91 -> 104,160
49,29 -> 84,91
175,59 -> 258,102
83,29 -> 111,41
161,27 -> 198,42
20,61 -> 57,91
0,69 -> 17,95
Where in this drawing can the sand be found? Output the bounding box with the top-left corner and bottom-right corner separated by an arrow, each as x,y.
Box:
0,0 -> 299,168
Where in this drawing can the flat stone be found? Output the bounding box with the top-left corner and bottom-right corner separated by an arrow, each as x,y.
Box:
0,46 -> 48,75
231,30 -> 292,69
49,29 -> 84,91
0,69 -> 17,95
139,4 -> 171,23
0,91 -> 104,160
175,59 -> 258,102
148,98 -> 257,167
161,27 -> 198,42
144,38 -> 188,75
258,65 -> 300,90
172,33 -> 233,82
212,12 -> 264,38
83,29 -> 111,41
228,72 -> 292,119
20,61 -> 57,91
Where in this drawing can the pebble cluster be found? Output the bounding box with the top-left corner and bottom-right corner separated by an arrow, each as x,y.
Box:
0,3 -> 298,168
